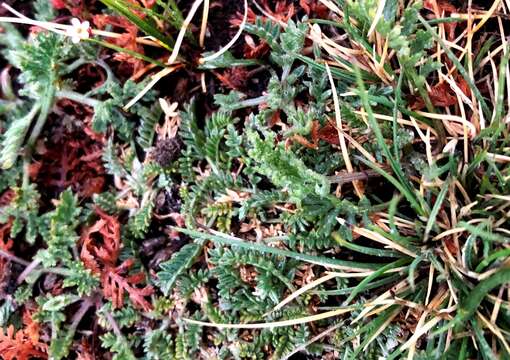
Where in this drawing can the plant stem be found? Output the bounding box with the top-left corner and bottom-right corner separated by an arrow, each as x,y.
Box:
56,89 -> 101,108
22,88 -> 55,188
0,249 -> 31,266
240,95 -> 268,108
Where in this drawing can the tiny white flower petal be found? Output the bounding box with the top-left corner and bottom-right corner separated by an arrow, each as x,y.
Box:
80,31 -> 90,40
67,18 -> 90,43
71,18 -> 81,27
66,27 -> 78,38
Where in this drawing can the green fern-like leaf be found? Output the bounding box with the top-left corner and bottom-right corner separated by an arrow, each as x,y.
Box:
10,32 -> 64,92
174,331 -> 191,360
156,243 -> 202,296
0,103 -> 40,169
179,101 -> 206,159
34,0 -> 57,21
100,333 -> 137,360
36,189 -> 81,267
93,192 -> 119,214
136,104 -> 162,149
247,130 -> 330,203
128,195 -> 155,239
245,17 -> 282,51
103,138 -> 127,177
144,329 -> 174,359
0,185 -> 40,244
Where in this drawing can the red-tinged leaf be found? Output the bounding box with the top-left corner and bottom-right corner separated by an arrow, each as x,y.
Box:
0,325 -> 48,360
139,0 -> 156,8
231,0 -> 295,25
0,222 -> 13,253
81,210 -> 153,311
230,8 -> 258,26
290,134 -> 318,149
51,0 -> 66,9
268,110 -> 282,128
455,74 -> 472,98
299,0 -> 329,17
76,339 -> 95,360
0,189 -> 14,207
50,0 -> 85,16
0,221 -> 13,298
81,208 -> 121,268
424,0 -> 458,40
126,272 -> 146,284
102,265 -> 154,311
92,14 -> 146,74
245,40 -> 270,59
429,82 -> 458,107
213,67 -> 251,91
443,236 -> 459,254
270,1 -> 295,22
311,120 -> 320,144
22,306 -> 42,347
34,116 -> 106,199
408,94 -> 425,110
424,0 -> 457,13
318,122 -> 340,145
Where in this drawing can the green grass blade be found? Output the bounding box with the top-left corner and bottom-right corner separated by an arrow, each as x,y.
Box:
424,181 -> 449,241
312,274 -> 402,296
87,38 -> 165,67
454,268 -> 510,327
174,226 -> 381,270
458,221 -> 510,243
471,318 -> 498,360
344,258 -> 410,304
392,71 -> 404,160
492,46 -> 510,129
354,66 -> 426,216
332,232 -> 400,258
100,0 -> 174,51
349,305 -> 402,359
356,156 -> 425,217
475,248 -> 510,272
408,254 -> 424,290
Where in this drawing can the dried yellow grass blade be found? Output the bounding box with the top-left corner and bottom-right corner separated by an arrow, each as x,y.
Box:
183,306 -> 355,329
352,226 -> 418,258
200,0 -> 247,63
326,63 -> 364,198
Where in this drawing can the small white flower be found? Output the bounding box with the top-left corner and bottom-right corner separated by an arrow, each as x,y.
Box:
66,18 -> 90,44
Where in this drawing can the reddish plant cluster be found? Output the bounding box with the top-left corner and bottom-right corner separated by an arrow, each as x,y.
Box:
299,0 -> 329,17
80,208 -> 154,311
0,308 -> 48,360
213,67 -> 251,91
51,0 -> 86,17
92,0 -> 156,76
231,0 -> 295,59
410,75 -> 471,110
0,221 -> 13,297
31,117 -> 105,199
424,0 -> 458,41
